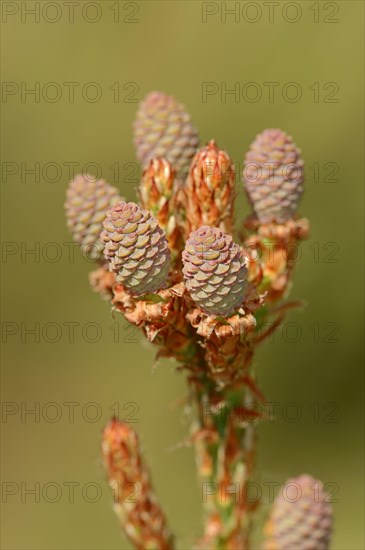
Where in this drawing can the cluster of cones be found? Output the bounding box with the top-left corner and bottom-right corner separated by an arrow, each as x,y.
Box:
65,91 -> 332,549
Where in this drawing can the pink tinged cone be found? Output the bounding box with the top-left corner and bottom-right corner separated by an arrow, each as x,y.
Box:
264,474 -> 333,550
101,201 -> 171,295
64,173 -> 122,260
182,226 -> 248,318
133,91 -> 200,177
243,128 -> 304,223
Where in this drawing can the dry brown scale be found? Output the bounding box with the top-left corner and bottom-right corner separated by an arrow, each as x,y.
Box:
89,265 -> 116,301
243,216 -> 309,302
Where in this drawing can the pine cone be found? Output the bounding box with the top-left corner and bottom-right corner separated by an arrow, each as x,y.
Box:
264,474 -> 333,550
243,129 -> 304,223
101,201 -> 171,295
184,140 -> 235,236
133,91 -> 199,177
139,158 -> 182,256
65,174 -> 121,259
182,226 -> 248,317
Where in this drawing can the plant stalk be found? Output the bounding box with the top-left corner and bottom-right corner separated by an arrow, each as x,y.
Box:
190,371 -> 260,550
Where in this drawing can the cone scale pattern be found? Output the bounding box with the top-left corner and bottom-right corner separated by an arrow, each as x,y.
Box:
243,129 -> 304,223
264,474 -> 333,550
182,226 -> 248,317
101,201 -> 170,295
184,140 -> 235,235
65,174 -> 121,259
133,91 -> 199,177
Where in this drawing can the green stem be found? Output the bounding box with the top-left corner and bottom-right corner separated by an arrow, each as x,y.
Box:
190,373 -> 259,550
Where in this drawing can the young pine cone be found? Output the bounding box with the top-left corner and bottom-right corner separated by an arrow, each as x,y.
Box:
101,201 -> 171,295
264,474 -> 333,550
182,226 -> 248,317
139,158 -> 181,254
133,91 -> 199,177
243,129 -> 304,223
65,174 -> 121,259
184,140 -> 235,236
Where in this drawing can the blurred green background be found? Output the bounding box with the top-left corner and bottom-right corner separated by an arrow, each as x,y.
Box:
1,1 -> 364,548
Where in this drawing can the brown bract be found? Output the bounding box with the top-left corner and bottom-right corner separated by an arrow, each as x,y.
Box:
244,217 -> 309,301
112,282 -> 201,365
245,215 -> 309,242
186,284 -> 264,388
89,266 -> 116,300
89,263 -> 265,389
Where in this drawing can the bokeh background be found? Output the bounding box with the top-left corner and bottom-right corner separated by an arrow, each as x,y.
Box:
1,1 -> 364,548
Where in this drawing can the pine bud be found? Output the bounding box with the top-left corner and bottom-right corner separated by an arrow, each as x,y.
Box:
243,129 -> 304,223
102,419 -> 173,550
139,158 -> 181,254
184,140 -> 235,236
182,226 -> 248,317
65,174 -> 121,259
133,91 -> 199,177
101,201 -> 170,295
264,474 -> 333,550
